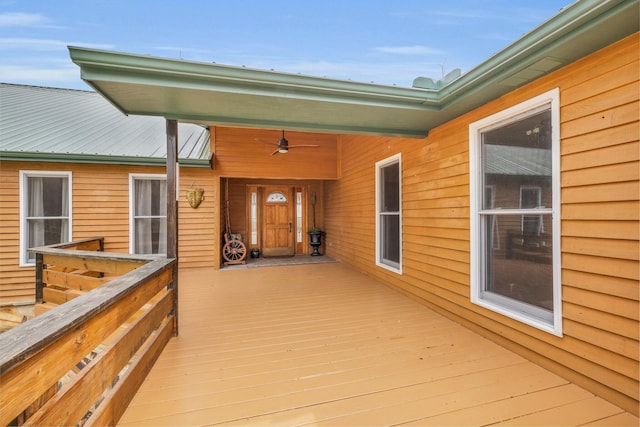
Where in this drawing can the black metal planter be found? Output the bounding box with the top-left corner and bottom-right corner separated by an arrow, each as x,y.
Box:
308,231 -> 323,256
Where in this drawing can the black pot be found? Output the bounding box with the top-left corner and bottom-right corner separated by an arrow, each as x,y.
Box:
308,231 -> 323,256
250,248 -> 260,258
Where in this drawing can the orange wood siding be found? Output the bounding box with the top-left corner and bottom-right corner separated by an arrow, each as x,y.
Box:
0,162 -> 217,304
0,164 -> 30,305
212,126 -> 338,179
324,33 -> 639,415
177,167 -> 218,269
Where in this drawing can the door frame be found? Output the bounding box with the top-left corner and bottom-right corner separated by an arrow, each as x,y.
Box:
245,183 -> 309,255
262,186 -> 294,257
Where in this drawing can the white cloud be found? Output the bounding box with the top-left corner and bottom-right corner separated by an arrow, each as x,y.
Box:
427,6 -> 564,26
0,12 -> 49,27
0,65 -> 80,84
373,45 -> 444,56
0,38 -> 114,51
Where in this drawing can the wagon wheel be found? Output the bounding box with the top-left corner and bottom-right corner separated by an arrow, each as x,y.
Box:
222,239 -> 247,262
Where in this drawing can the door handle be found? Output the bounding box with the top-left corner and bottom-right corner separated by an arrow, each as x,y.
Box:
289,222 -> 292,232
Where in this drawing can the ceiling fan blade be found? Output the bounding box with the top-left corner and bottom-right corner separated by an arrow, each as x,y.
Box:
257,130 -> 317,155
256,138 -> 278,146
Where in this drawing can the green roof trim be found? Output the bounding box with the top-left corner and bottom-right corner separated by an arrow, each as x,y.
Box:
0,150 -> 213,168
439,0 -> 639,107
68,0 -> 639,138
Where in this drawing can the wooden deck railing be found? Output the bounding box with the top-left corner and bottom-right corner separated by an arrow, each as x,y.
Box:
0,240 -> 177,426
34,237 -> 106,304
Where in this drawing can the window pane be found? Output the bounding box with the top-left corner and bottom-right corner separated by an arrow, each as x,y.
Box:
24,174 -> 70,263
482,110 -> 552,210
266,192 -> 287,203
296,191 -> 302,243
381,162 -> 399,212
28,177 -> 68,216
133,177 -> 167,254
251,192 -> 258,245
135,217 -> 167,254
381,214 -> 400,264
483,214 -> 553,311
25,218 -> 69,262
135,180 -> 166,216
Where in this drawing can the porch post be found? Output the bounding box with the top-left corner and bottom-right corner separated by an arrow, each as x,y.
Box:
166,119 -> 179,336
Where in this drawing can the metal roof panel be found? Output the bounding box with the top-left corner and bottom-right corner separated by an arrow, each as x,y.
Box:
0,83 -> 211,165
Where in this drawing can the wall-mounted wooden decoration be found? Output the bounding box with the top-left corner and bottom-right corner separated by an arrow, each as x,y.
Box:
186,187 -> 205,209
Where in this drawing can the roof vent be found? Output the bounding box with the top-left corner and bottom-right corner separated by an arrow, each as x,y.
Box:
412,68 -> 461,90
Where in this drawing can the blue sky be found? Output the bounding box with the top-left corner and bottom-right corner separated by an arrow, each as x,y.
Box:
1,0 -> 573,91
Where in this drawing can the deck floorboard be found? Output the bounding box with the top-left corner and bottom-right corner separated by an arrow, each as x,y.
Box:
118,263 -> 637,426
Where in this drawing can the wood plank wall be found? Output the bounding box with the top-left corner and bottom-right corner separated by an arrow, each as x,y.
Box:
212,126 -> 338,179
0,162 -> 217,305
323,33 -> 639,414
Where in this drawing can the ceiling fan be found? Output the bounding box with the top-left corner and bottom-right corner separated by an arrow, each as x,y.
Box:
258,130 -> 319,155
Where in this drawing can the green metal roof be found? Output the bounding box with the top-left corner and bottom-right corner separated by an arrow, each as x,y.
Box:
68,0 -> 638,139
0,83 -> 212,167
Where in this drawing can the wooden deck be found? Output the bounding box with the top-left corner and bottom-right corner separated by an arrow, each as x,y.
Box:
118,263 -> 638,426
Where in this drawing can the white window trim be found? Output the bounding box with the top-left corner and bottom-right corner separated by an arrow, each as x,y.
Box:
129,173 -> 167,255
19,170 -> 73,267
375,153 -> 402,274
469,88 -> 562,336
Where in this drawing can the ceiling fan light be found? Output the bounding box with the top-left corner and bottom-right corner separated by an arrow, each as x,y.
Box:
278,147 -> 288,153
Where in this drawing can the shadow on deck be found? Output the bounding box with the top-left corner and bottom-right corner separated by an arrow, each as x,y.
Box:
223,254 -> 337,269
119,263 -> 638,426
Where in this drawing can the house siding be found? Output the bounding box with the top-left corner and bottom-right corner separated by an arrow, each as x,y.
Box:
0,124 -> 339,302
212,126 -> 338,179
324,33 -> 639,414
0,162 -> 217,305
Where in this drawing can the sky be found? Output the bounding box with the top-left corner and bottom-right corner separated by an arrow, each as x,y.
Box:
1,0 -> 574,91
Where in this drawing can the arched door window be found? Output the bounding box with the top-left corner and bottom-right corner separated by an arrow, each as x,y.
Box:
266,192 -> 287,203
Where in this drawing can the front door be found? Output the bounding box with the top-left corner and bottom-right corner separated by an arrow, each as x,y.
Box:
262,187 -> 294,257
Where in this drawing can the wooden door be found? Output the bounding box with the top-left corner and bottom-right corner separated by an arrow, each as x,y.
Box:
262,187 -> 294,257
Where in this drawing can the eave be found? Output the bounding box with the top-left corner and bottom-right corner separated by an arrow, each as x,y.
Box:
68,0 -> 638,139
0,151 -> 213,168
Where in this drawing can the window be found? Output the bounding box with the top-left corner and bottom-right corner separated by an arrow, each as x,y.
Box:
130,174 -> 167,255
250,190 -> 258,246
296,190 -> 303,243
469,89 -> 561,335
266,191 -> 287,203
20,171 -> 72,266
376,154 -> 402,273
